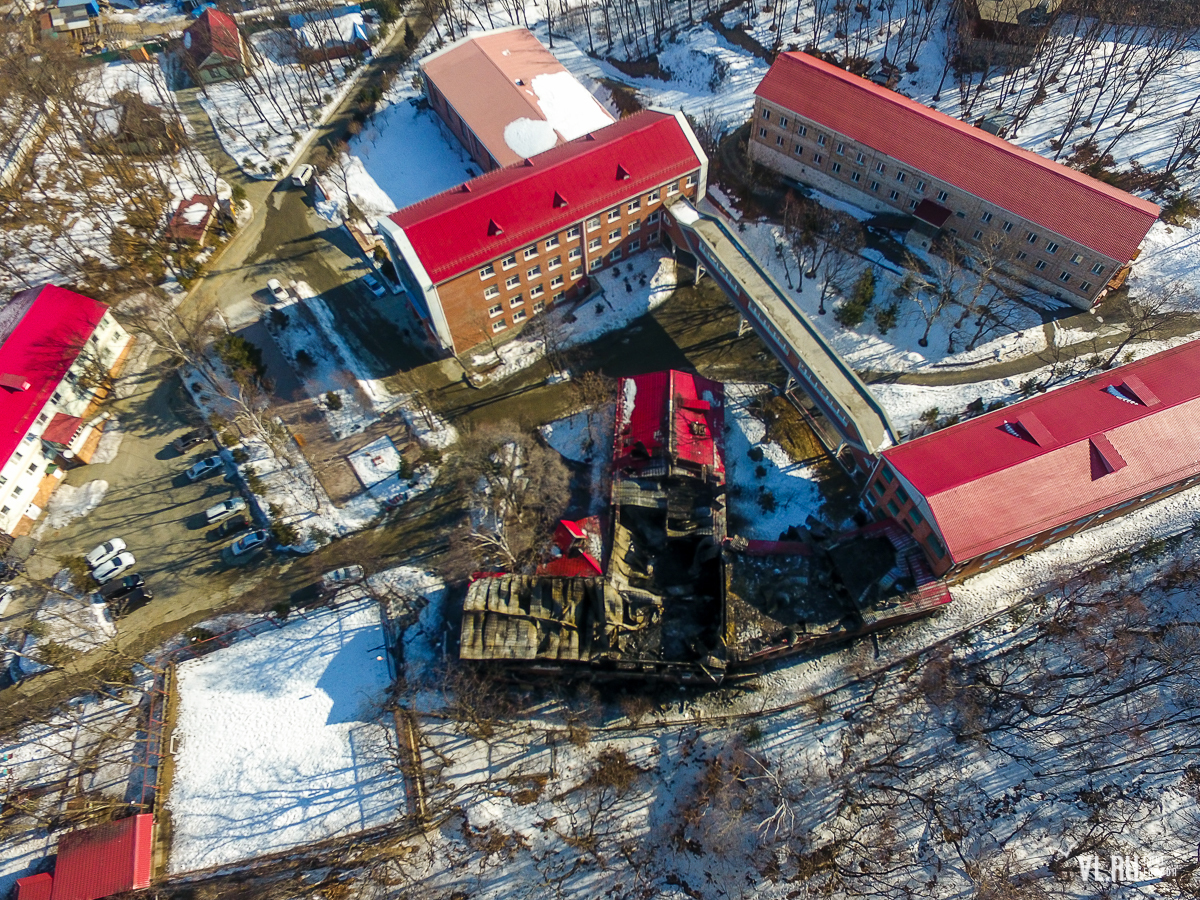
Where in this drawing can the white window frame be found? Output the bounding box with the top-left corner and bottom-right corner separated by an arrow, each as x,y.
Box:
479,263 -> 495,280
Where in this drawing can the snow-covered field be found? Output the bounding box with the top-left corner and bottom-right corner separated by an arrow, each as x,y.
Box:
33,480 -> 109,539
167,599 -> 405,873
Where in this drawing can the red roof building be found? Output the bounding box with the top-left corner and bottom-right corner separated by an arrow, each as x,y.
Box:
182,9 -> 249,85
750,52 -> 1159,308
420,27 -> 615,171
46,814 -> 154,900
166,194 -> 216,245
0,285 -> 130,537
537,516 -> 605,577
376,110 -> 706,355
613,370 -> 725,481
15,874 -> 54,900
865,341 -> 1200,577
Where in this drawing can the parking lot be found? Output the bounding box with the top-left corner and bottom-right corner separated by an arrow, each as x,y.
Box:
23,349 -> 277,635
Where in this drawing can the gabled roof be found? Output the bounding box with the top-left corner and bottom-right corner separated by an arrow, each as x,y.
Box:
49,814 -> 154,900
183,8 -> 242,67
614,370 -> 725,477
388,111 -> 701,283
0,285 -> 108,472
420,27 -> 614,168
42,412 -> 82,445
883,341 -> 1200,562
755,52 -> 1160,262
167,194 -> 216,243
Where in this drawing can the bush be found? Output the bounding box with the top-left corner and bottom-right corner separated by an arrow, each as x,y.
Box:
231,448 -> 250,464
747,446 -> 764,462
37,641 -> 77,668
834,268 -> 876,329
873,300 -> 899,335
60,556 -> 91,587
742,722 -> 764,744
186,627 -> 215,644
271,520 -> 301,546
25,620 -> 48,639
325,391 -> 343,411
272,601 -> 291,620
755,464 -> 767,478
269,307 -> 288,329
295,349 -> 315,369
398,456 -> 414,480
214,334 -> 266,381
758,490 -> 776,512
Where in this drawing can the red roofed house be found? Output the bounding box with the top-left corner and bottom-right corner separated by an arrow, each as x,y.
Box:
420,27 -> 616,172
613,369 -> 725,483
15,814 -> 154,900
166,194 -> 216,245
750,52 -> 1160,309
537,516 -> 604,577
863,341 -> 1200,579
376,109 -> 706,356
181,8 -> 250,85
0,285 -> 131,538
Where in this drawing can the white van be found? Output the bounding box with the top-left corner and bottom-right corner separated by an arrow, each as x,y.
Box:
292,164 -> 315,188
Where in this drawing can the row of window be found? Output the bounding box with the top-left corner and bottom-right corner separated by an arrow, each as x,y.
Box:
761,109 -> 1111,291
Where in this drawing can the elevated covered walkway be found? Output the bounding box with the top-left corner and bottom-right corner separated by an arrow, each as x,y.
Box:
665,200 -> 895,466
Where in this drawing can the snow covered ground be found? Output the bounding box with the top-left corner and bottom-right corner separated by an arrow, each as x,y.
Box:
167,599 -> 405,873
33,481 -> 109,539
725,384 -> 825,537
368,565 -> 447,684
539,403 -> 615,516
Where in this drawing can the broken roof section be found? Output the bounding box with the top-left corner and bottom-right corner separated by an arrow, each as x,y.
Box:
614,370 -> 725,479
420,26 -> 614,167
882,339 -> 1200,562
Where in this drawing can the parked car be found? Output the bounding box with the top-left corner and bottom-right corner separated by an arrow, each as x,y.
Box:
267,278 -> 289,303
85,538 -> 127,569
321,565 -> 365,592
98,573 -> 145,601
361,273 -> 386,298
292,164 -> 315,187
186,456 -> 224,482
213,514 -> 250,539
172,428 -> 209,453
92,551 -> 136,585
112,586 -> 153,617
230,529 -> 270,557
205,497 -> 247,524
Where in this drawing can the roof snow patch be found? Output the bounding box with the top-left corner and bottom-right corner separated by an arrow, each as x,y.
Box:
504,118 -> 558,159
181,202 -> 209,225
530,70 -> 614,141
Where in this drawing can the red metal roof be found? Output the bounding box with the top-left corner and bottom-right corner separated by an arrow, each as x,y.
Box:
42,413 -> 82,446
614,370 -> 725,476
50,814 -> 153,900
185,8 -> 242,67
388,111 -> 701,283
755,52 -> 1160,262
883,341 -> 1200,562
538,517 -> 604,577
0,286 -> 108,474
166,194 -> 216,243
16,874 -> 54,900
420,28 -> 614,169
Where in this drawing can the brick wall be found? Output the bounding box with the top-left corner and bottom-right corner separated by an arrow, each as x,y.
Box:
431,173 -> 700,354
748,98 -> 1121,308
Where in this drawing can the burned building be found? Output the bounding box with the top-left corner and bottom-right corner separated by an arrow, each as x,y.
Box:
459,371 -> 952,685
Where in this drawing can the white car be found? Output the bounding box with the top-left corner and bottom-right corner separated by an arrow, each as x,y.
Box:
361,273 -> 386,297
186,456 -> 225,482
85,538 -> 126,569
230,529 -> 271,556
266,278 -> 289,303
205,497 -> 247,524
92,551 -> 136,585
321,565 -> 364,592
292,164 -> 315,187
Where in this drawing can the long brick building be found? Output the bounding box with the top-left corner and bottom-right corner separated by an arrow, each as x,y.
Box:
376,110 -> 707,357
864,341 -> 1200,578
750,51 -> 1160,309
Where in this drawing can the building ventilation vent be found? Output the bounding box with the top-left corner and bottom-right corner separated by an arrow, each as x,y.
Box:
1090,434 -> 1127,475
487,219 -> 504,236
999,413 -> 1056,447
553,191 -> 568,208
1103,384 -> 1139,405
616,164 -> 630,180
0,374 -> 29,392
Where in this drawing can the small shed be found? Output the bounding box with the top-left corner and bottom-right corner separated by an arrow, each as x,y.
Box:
288,4 -> 371,62
15,873 -> 53,900
167,194 -> 217,245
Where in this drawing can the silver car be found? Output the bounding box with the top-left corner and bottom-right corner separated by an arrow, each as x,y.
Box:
85,538 -> 126,569
205,497 -> 247,524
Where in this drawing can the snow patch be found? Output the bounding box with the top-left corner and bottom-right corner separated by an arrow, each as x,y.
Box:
34,480 -> 108,537
503,117 -> 559,158
530,70 -> 614,140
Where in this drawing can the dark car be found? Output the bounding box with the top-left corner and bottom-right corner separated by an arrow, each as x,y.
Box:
213,514 -> 250,539
111,586 -> 153,618
97,572 -> 144,601
172,428 -> 209,453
